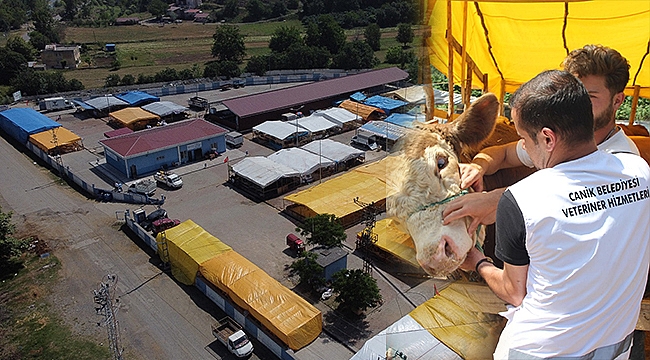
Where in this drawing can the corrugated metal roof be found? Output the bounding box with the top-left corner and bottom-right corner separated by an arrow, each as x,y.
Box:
99,118 -> 226,158
222,67 -> 408,118
231,156 -> 300,187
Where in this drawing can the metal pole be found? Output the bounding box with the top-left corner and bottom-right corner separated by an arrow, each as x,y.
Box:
319,140 -> 322,183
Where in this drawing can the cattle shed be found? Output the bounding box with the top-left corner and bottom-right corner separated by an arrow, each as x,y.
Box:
228,156 -> 300,200
218,67 -> 408,131
301,139 -> 365,171
115,90 -> 160,107
109,107 -> 160,130
99,118 -> 227,179
0,108 -> 61,144
29,127 -> 82,155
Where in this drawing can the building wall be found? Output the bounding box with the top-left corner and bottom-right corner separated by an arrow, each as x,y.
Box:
41,46 -> 81,69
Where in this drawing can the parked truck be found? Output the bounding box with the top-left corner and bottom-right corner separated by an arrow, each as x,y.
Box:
39,97 -> 74,112
153,170 -> 183,189
187,96 -> 209,110
225,131 -> 244,148
127,179 -> 156,196
211,317 -> 254,358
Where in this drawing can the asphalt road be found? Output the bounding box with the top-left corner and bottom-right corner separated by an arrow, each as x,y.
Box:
1,83 -> 447,359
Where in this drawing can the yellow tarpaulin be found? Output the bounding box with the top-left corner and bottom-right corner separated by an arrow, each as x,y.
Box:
410,282 -> 506,359
200,251 -> 322,351
368,218 -> 419,268
109,107 -> 159,130
156,219 -> 232,285
428,0 -> 650,100
29,127 -> 82,153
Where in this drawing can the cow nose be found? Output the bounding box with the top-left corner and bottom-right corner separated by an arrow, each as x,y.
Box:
439,235 -> 459,261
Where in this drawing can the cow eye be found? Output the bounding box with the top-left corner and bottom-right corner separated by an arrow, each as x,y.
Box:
437,156 -> 448,169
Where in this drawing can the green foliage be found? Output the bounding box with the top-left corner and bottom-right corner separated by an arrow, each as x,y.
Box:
385,46 -> 413,65
211,25 -> 246,63
244,0 -> 270,22
332,40 -> 378,70
396,23 -> 413,47
283,44 -> 331,70
269,26 -> 304,53
104,73 -> 120,87
120,74 -> 135,85
305,14 -> 345,55
364,23 -> 381,51
222,0 -> 240,19
148,0 -> 168,18
204,61 -> 241,79
331,269 -> 382,313
28,31 -> 50,52
10,69 -> 83,96
110,58 -> 121,70
154,67 -> 179,82
617,96 -> 650,121
0,47 -> 27,85
245,54 -> 269,75
0,207 -> 30,280
289,251 -> 325,290
6,36 -> 36,61
296,213 -> 346,248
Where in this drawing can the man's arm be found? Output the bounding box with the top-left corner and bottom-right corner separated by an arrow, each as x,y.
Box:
461,247 -> 528,306
461,141 -> 524,190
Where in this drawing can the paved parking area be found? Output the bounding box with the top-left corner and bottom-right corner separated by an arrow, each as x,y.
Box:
43,85 -> 452,358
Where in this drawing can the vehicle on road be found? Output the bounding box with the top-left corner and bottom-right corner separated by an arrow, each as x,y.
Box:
153,171 -> 183,189
152,217 -> 180,235
138,207 -> 167,231
286,233 -> 305,254
187,96 -> 209,110
128,179 -> 156,196
211,316 -> 254,358
226,131 -> 244,148
39,97 -> 74,112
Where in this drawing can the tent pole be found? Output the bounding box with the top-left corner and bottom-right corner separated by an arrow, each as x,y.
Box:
499,80 -> 506,118
460,0 -> 469,110
446,0 -> 454,120
628,85 -> 640,126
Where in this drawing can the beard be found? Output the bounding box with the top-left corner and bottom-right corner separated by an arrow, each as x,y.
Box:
594,100 -> 615,132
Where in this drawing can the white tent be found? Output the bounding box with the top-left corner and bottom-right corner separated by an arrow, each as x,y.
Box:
230,156 -> 299,187
301,139 -> 364,164
287,115 -> 339,134
267,148 -> 334,176
314,107 -> 359,127
253,120 -> 302,141
84,95 -> 128,112
142,101 -> 188,117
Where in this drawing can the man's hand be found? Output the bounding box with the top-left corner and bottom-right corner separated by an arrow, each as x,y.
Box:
459,246 -> 485,272
459,163 -> 486,191
442,189 -> 504,235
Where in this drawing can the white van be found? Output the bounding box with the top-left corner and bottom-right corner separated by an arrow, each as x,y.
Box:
225,131 -> 243,147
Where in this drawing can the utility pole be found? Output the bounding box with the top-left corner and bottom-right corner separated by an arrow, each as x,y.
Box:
93,274 -> 123,360
353,197 -> 378,275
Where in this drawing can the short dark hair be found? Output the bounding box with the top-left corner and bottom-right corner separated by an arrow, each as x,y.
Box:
510,70 -> 593,145
562,45 -> 630,94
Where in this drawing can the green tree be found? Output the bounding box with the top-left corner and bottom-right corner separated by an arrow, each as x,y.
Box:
223,0 -> 239,18
211,25 -> 246,63
331,269 -> 382,313
28,31 -> 50,51
120,74 -> 135,85
204,60 -> 241,79
269,26 -> 304,53
245,0 -> 270,22
105,74 -> 120,87
296,213 -> 346,248
332,40 -> 378,70
364,23 -> 381,51
0,207 -> 30,280
305,15 -> 346,55
63,0 -> 78,21
67,78 -> 85,91
396,23 -> 414,48
0,47 -> 27,85
32,4 -> 60,43
245,54 -> 269,75
270,0 -> 287,18
284,45 -> 330,69
148,0 -> 168,19
6,36 -> 36,61
289,251 -> 325,290
155,67 -> 179,82
11,68 -> 46,96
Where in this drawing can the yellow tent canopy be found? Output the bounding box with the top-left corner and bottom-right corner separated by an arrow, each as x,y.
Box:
428,0 -> 650,106
109,107 -> 160,130
200,251 -> 322,350
156,219 -> 232,285
29,127 -> 82,154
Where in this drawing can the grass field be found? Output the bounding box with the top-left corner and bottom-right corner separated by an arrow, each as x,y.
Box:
60,21 -> 422,89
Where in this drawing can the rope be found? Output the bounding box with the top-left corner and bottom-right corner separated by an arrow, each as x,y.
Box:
409,189 -> 469,217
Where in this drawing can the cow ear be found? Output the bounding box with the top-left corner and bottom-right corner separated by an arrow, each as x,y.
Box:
451,93 -> 498,148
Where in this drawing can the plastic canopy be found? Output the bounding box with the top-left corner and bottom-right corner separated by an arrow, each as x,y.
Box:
109,107 -> 159,129
428,0 -> 650,100
200,251 -> 322,350
29,127 -> 81,152
156,219 -> 232,285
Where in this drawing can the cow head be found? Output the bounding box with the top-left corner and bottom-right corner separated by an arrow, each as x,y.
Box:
386,93 -> 499,276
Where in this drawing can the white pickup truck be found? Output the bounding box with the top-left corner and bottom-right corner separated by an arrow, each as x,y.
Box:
153,171 -> 183,189
211,316 -> 254,358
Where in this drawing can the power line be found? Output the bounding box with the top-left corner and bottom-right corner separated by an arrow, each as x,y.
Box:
93,274 -> 123,360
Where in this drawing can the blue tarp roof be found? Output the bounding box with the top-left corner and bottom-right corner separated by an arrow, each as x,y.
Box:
384,113 -> 416,129
0,108 -> 61,144
363,95 -> 407,115
115,91 -> 159,107
350,92 -> 366,102
72,99 -> 94,110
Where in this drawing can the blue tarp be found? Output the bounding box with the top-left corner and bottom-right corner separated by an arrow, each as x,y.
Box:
0,108 -> 61,144
115,91 -> 160,107
358,121 -> 406,141
384,113 -> 416,129
350,92 -> 366,102
363,95 -> 407,115
72,99 -> 94,110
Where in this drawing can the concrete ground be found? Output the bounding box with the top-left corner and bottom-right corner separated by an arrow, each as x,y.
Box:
4,84 -> 456,359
